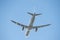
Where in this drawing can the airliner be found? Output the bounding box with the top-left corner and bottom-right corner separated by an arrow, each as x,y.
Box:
11,12 -> 51,36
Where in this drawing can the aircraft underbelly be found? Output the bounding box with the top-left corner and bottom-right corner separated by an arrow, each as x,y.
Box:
28,26 -> 32,30
28,25 -> 32,30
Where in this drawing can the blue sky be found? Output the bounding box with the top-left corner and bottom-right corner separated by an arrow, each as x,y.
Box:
0,0 -> 60,40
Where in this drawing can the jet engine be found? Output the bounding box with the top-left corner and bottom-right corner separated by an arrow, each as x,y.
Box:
35,27 -> 38,32
22,27 -> 24,31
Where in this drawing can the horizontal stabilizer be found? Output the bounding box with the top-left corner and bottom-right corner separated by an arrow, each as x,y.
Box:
27,12 -> 42,16
35,14 -> 42,16
27,12 -> 33,16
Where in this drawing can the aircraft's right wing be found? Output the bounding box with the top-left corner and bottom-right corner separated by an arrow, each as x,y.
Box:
11,20 -> 28,28
33,24 -> 51,28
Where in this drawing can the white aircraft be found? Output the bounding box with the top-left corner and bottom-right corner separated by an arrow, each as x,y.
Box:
11,12 -> 51,36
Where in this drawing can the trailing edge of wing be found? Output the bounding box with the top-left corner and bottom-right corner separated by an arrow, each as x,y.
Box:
33,24 -> 51,28
11,20 -> 28,28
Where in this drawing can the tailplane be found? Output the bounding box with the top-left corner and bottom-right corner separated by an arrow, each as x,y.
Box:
27,12 -> 42,16
35,14 -> 42,16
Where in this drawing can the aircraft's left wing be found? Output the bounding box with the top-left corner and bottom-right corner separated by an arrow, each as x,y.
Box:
33,24 -> 51,28
11,20 -> 28,28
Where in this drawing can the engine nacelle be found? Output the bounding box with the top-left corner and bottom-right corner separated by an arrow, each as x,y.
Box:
35,28 -> 38,32
22,27 -> 24,31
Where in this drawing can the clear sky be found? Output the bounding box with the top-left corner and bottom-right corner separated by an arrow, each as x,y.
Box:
0,0 -> 60,40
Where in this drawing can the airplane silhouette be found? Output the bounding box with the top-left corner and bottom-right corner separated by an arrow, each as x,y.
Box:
11,12 -> 51,36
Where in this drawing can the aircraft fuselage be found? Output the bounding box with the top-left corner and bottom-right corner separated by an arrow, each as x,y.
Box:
28,14 -> 35,30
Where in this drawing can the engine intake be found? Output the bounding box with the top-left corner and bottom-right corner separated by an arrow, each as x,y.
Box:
22,27 -> 24,31
35,27 -> 38,32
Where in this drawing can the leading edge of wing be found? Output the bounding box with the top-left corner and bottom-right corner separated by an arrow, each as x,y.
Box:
10,20 -> 28,28
33,24 -> 51,28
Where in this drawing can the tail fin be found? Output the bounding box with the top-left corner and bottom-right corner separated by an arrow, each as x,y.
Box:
27,12 -> 42,16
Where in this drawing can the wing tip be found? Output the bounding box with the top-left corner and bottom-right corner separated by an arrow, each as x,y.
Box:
10,20 -> 16,23
47,24 -> 51,26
